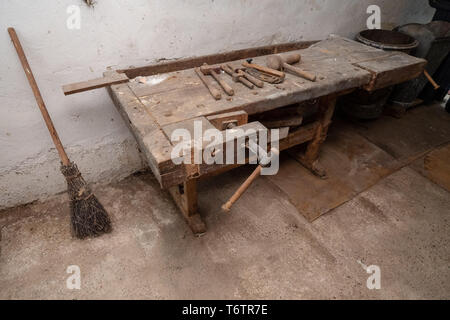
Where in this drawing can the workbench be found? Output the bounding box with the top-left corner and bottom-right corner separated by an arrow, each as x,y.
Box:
104,36 -> 426,234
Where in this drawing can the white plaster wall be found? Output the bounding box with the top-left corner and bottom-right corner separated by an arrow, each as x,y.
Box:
0,0 -> 434,209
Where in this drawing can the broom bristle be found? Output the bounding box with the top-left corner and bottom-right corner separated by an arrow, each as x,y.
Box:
61,163 -> 112,239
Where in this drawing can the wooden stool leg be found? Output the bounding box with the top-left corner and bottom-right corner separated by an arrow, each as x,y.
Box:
169,179 -> 206,235
294,94 -> 337,178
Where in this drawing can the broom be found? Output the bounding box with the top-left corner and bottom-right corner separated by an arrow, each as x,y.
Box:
8,27 -> 112,239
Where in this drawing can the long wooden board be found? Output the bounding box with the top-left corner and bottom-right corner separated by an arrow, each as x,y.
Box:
63,72 -> 129,95
118,41 -> 318,79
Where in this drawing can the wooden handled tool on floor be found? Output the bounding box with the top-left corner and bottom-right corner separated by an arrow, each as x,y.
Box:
195,67 -> 222,100
8,27 -> 112,239
200,63 -> 234,96
222,147 -> 279,212
424,70 -> 440,90
222,165 -> 262,212
267,54 -> 316,82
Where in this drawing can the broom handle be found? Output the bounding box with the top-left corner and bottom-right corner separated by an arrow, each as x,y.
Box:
8,27 -> 70,166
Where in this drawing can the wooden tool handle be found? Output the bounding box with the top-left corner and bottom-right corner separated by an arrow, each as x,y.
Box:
241,71 -> 264,88
222,64 -> 254,89
424,70 -> 439,90
222,165 -> 262,212
210,71 -> 234,96
237,76 -> 254,89
242,61 -> 285,80
283,63 -> 316,82
221,64 -> 234,76
195,68 -> 222,100
8,27 -> 70,166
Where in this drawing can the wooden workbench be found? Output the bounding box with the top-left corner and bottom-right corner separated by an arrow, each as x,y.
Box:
107,36 -> 426,234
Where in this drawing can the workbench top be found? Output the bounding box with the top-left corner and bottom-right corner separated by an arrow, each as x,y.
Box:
109,36 -> 426,188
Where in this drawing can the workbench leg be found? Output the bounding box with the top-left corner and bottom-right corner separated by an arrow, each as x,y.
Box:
169,179 -> 206,235
293,94 -> 337,178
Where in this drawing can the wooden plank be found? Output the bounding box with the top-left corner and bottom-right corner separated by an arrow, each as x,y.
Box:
162,116 -> 216,150
304,37 -> 426,91
63,72 -> 129,95
261,115 -> 303,128
107,83 -> 175,186
118,41 -> 318,79
309,36 -> 382,63
355,53 -> 427,91
279,122 -> 319,150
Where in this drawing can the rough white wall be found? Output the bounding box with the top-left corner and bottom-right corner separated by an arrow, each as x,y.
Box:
0,0 -> 434,209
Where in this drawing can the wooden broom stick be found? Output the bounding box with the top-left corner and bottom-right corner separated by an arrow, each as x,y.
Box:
8,27 -> 70,166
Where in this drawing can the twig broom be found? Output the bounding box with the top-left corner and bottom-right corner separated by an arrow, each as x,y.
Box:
8,27 -> 112,239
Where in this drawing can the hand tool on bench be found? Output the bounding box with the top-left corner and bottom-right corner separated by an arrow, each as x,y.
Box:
267,54 -> 317,82
223,64 -> 265,88
200,63 -> 235,96
195,67 -> 222,100
8,27 -> 112,239
236,69 -> 265,88
245,68 -> 284,84
221,64 -> 254,89
222,140 -> 280,212
242,59 -> 285,83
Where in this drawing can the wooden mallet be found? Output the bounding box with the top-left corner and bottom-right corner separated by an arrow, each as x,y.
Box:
267,54 -> 317,82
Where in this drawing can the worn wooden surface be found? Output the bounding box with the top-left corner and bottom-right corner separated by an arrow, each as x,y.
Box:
109,36 -> 426,189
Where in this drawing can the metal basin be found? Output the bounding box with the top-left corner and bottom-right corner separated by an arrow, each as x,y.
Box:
356,29 -> 419,53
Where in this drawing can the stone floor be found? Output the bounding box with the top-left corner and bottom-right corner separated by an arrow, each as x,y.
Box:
0,104 -> 449,299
